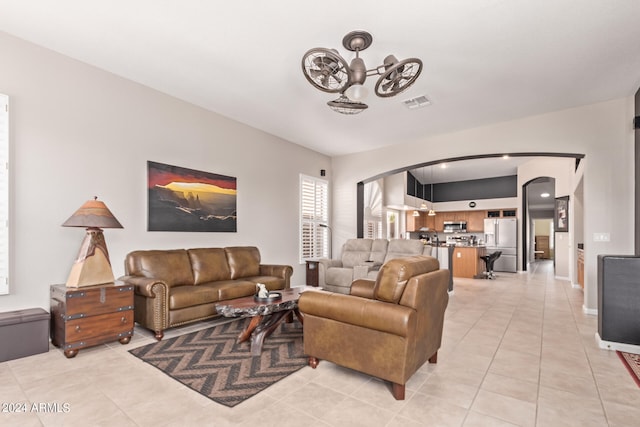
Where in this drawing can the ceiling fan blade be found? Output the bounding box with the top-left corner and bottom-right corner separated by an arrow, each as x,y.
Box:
302,47 -> 351,93
382,77 -> 400,92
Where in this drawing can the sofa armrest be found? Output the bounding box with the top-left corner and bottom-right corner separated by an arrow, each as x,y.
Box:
259,264 -> 293,289
318,258 -> 342,269
299,291 -> 414,337
259,264 -> 293,279
352,261 -> 382,280
317,258 -> 342,288
350,279 -> 376,299
118,275 -> 168,298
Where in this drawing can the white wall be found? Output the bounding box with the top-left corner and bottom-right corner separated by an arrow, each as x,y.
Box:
0,32 -> 330,311
332,98 -> 635,311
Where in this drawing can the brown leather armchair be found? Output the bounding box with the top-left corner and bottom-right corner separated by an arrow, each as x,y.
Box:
298,255 -> 449,400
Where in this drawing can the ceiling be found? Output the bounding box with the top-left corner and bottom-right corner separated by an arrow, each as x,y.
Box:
1,1 -> 640,158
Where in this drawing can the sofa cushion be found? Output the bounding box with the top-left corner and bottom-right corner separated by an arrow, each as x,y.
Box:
370,239 -> 389,264
188,248 -> 232,285
168,284 -> 220,310
341,238 -> 373,268
383,239 -> 425,264
225,246 -> 261,279
126,249 -> 194,287
373,256 -> 439,304
201,280 -> 258,301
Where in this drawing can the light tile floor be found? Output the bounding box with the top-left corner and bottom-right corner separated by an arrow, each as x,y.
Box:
1,260 -> 639,426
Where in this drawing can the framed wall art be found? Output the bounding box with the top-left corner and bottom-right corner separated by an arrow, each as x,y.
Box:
147,161 -> 237,232
554,196 -> 569,232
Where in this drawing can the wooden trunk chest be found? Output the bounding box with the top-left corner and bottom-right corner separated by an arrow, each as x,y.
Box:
50,282 -> 134,358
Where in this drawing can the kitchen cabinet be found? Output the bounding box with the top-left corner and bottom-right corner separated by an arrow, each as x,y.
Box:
406,211 -> 423,232
439,211 -> 456,222
488,209 -> 517,218
425,208 -> 516,232
424,213 -> 436,231
466,211 -> 486,232
453,211 -> 468,222
452,246 -> 486,278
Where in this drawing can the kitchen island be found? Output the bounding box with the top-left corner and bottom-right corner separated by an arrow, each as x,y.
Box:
451,246 -> 487,279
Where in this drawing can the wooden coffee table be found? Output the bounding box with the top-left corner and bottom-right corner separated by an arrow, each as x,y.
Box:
215,287 -> 304,356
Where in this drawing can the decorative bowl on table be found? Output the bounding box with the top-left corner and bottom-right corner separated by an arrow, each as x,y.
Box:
253,292 -> 282,303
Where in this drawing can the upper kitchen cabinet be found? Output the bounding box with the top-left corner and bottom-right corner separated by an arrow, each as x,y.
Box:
424,213 -> 436,231
406,211 -> 423,232
487,209 -> 517,218
466,210 -> 486,232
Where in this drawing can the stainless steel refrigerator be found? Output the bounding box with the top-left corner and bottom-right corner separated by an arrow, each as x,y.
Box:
484,217 -> 517,272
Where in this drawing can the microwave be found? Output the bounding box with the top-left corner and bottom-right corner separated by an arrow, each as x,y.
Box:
443,221 -> 467,233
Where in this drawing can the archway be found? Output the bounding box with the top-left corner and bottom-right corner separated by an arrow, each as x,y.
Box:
356,153 -> 583,275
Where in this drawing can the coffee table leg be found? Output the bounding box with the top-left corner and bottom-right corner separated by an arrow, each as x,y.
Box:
294,308 -> 304,325
250,310 -> 290,356
238,315 -> 263,343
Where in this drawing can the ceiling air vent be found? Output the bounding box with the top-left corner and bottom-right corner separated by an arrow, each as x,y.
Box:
402,95 -> 431,110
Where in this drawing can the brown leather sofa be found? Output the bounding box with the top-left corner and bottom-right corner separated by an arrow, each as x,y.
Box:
118,246 -> 293,340
299,255 -> 448,400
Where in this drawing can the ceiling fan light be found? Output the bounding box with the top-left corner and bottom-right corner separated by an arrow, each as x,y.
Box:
327,96 -> 368,115
344,83 -> 369,101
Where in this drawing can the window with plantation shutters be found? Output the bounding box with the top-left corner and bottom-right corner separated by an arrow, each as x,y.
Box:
0,95 -> 8,295
300,174 -> 329,263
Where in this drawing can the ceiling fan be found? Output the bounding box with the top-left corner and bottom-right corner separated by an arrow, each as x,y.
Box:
301,30 -> 423,114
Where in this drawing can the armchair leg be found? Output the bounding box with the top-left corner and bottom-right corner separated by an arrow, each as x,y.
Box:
154,330 -> 164,341
309,356 -> 319,369
428,351 -> 438,363
391,383 -> 405,400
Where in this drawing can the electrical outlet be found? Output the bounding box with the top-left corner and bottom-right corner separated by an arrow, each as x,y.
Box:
593,233 -> 610,242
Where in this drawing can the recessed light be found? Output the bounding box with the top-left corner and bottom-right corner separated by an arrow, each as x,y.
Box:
440,163 -> 447,169
541,192 -> 550,198
502,155 -> 509,159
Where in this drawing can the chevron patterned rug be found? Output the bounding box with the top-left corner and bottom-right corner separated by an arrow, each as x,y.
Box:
129,318 -> 306,407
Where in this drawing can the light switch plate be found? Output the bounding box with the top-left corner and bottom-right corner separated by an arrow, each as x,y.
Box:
593,233 -> 610,242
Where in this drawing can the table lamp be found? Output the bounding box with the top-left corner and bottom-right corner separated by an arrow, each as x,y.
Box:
62,197 -> 123,287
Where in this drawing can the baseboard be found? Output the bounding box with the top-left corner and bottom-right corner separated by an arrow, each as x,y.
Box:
571,282 -> 582,289
583,305 -> 597,316
596,333 -> 640,353
555,275 -> 570,281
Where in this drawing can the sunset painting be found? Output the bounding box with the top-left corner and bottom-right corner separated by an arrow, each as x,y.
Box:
147,161 -> 237,232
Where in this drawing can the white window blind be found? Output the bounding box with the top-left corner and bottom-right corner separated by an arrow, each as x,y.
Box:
300,174 -> 329,263
0,94 -> 8,295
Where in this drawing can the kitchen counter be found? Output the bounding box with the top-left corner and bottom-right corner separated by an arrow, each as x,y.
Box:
452,246 -> 487,279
